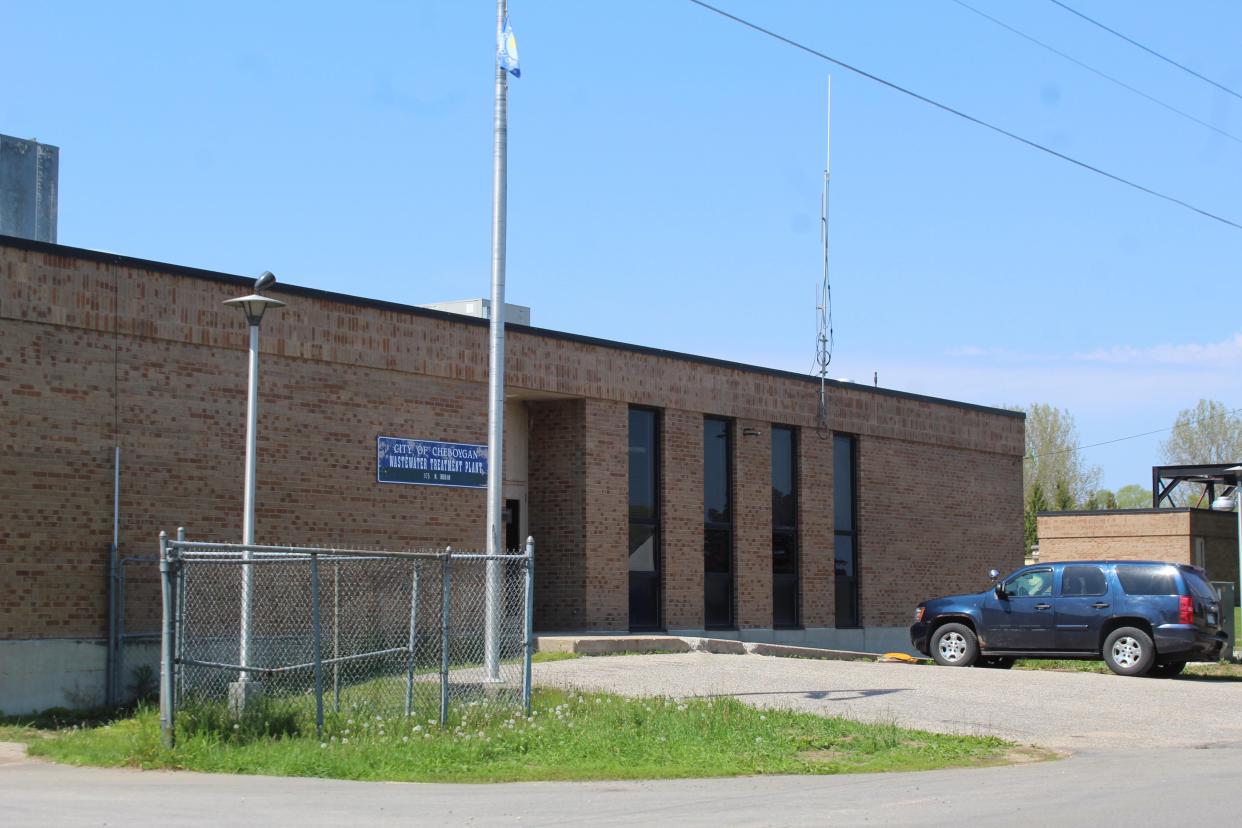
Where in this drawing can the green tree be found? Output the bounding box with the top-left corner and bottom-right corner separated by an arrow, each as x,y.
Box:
1021,403 -> 1101,508
1115,484 -> 1149,509
1053,479 -> 1075,511
1161,399 -> 1242,465
1083,489 -> 1119,510
1024,481 -> 1048,556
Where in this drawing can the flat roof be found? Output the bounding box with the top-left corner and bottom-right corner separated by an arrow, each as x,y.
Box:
2,233 -> 1023,420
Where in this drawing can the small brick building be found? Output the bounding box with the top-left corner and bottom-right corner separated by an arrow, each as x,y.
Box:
1036,508 -> 1239,588
1,235 -> 1025,712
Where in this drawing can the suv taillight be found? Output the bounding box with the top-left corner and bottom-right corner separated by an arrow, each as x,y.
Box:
1178,595 -> 1193,625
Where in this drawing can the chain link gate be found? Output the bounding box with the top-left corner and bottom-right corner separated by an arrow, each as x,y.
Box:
156,531 -> 534,746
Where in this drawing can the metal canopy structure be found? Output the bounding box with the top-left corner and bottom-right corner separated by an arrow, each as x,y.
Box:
1151,463 -> 1242,508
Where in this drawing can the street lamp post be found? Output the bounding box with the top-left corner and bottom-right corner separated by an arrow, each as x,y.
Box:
1211,465 -> 1242,659
223,272 -> 285,713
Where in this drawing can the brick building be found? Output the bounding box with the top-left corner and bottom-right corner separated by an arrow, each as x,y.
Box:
1036,509 -> 1239,587
1,234 -> 1025,713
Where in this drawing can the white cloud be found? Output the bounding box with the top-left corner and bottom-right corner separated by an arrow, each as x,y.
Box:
1074,333 -> 1242,365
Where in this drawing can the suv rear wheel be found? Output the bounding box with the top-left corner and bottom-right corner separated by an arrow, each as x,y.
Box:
931,623 -> 978,667
1102,627 -> 1154,677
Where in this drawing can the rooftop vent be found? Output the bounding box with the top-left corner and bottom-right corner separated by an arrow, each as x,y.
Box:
419,298 -> 531,326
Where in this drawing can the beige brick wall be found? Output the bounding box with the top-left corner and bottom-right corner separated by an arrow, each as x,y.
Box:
733,419 -> 772,629
660,409 -> 704,630
1,240 -> 1026,641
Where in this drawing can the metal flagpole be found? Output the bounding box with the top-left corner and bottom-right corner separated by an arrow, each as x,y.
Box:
484,0 -> 510,682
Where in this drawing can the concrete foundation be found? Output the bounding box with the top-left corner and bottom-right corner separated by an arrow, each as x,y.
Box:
0,638 -> 159,715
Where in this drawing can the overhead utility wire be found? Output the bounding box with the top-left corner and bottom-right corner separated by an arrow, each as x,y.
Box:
684,0 -> 1242,233
1024,406 -> 1242,461
1046,0 -> 1242,103
951,0 -> 1242,146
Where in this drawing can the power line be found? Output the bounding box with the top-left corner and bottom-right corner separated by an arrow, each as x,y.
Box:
950,0 -> 1242,146
684,0 -> 1242,233
1046,0 -> 1242,103
1025,406 -> 1242,462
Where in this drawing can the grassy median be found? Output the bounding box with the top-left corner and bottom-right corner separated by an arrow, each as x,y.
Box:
2,688 -> 1017,783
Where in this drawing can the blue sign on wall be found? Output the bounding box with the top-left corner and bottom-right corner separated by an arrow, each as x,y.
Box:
376,436 -> 488,488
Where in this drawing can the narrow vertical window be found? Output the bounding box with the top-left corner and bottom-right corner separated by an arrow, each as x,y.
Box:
704,416 -> 734,629
833,433 -> 859,627
628,407 -> 660,630
772,426 -> 799,628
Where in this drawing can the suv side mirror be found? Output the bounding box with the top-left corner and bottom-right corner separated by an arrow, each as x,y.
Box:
994,583 -> 1008,600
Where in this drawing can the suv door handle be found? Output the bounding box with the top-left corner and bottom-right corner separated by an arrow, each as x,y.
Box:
1092,602 -> 1110,609
1034,603 -> 1051,610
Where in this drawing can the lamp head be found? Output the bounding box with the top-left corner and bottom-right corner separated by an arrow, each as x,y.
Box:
223,293 -> 286,326
1212,496 -> 1237,511
254,271 -> 276,293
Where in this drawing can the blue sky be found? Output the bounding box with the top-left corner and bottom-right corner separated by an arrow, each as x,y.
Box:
4,0 -> 1240,491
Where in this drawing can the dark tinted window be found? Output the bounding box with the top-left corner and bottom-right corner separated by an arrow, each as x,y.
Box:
628,409 -> 657,521
832,436 -> 853,533
704,418 -> 731,523
1061,566 -> 1107,597
771,427 -> 796,528
1182,570 -> 1218,601
1116,565 -> 1179,596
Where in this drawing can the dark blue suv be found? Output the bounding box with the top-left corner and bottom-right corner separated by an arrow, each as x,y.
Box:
910,561 -> 1228,676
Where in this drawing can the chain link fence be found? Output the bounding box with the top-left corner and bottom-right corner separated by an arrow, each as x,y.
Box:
156,531 -> 533,745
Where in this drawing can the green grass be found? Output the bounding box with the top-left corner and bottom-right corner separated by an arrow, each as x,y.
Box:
5,689 -> 1018,783
530,651 -> 582,663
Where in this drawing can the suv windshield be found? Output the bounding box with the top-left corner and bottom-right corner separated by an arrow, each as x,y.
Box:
1116,565 -> 1179,596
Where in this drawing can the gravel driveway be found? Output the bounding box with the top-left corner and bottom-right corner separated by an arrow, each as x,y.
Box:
534,653 -> 1242,752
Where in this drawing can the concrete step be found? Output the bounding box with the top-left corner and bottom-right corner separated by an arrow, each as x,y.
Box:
535,633 -> 880,662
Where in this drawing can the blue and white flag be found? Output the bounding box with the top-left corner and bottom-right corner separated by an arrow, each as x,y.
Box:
498,16 -> 520,77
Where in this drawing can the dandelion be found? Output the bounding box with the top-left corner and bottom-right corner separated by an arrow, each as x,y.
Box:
320,742 -> 327,749
342,738 -> 349,745
759,715 -> 766,721
413,725 -> 422,733
402,736 -> 409,743
232,723 -> 240,731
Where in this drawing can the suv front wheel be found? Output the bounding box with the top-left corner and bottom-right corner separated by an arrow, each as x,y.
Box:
1102,627 -> 1154,677
931,623 -> 979,667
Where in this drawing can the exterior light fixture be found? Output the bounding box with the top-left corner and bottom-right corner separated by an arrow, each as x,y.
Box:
222,271 -> 285,713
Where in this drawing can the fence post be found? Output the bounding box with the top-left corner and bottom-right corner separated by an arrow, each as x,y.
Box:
158,531 -> 175,748
332,562 -> 340,713
310,552 -> 325,739
439,547 -> 452,727
405,560 -> 420,717
522,536 -> 535,716
174,527 -> 186,705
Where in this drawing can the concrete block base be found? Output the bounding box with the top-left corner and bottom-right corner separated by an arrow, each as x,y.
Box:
228,680 -> 265,716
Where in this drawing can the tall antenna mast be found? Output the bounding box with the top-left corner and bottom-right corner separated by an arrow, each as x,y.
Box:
814,76 -> 834,438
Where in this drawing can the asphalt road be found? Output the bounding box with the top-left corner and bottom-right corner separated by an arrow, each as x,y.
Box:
4,654 -> 1241,826
4,741 -> 1242,826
